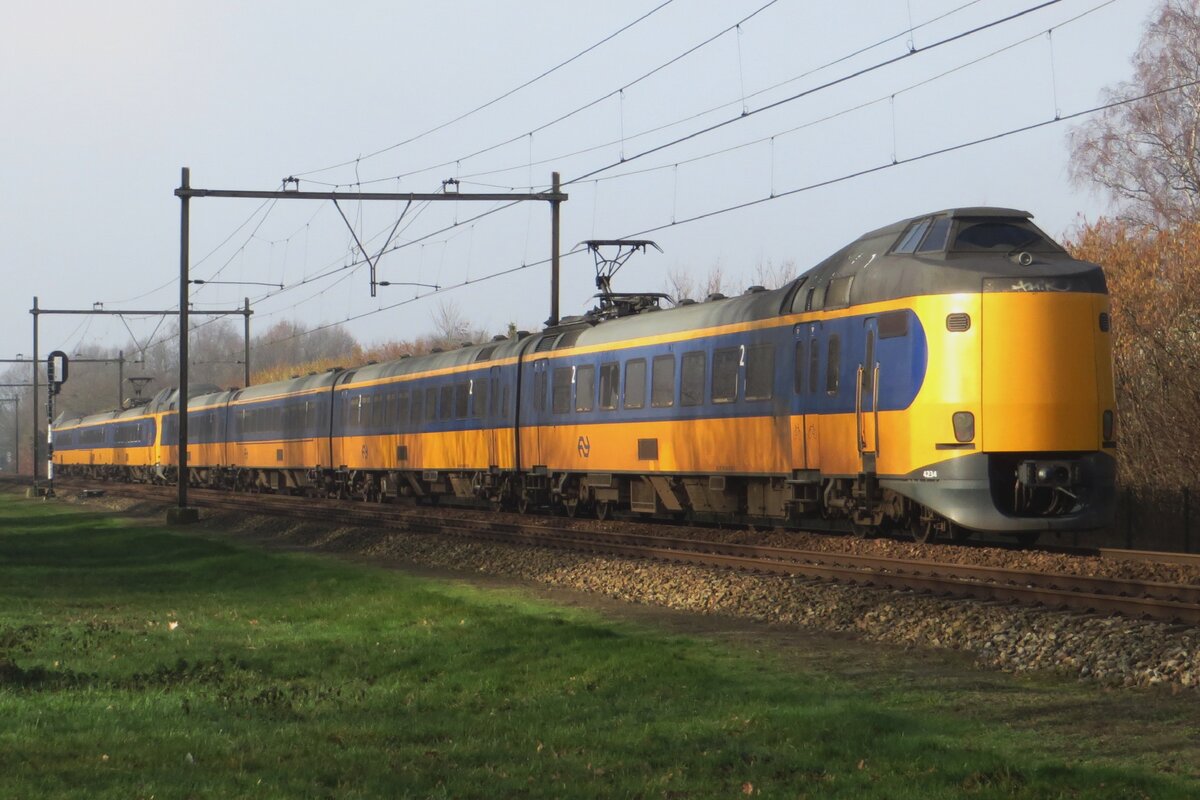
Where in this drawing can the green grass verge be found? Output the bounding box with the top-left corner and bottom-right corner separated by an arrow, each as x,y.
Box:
0,494 -> 1193,799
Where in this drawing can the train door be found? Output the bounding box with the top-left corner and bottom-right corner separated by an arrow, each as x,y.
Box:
790,325 -> 809,469
531,359 -> 548,468
857,318 -> 880,474
486,366 -> 502,468
805,323 -> 821,469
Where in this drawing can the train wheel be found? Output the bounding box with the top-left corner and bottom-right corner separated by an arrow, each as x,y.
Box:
851,522 -> 875,539
564,498 -> 580,518
911,517 -> 937,544
517,494 -> 531,515
595,501 -> 612,522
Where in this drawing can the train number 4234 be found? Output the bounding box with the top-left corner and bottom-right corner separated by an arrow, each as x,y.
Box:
922,469 -> 938,479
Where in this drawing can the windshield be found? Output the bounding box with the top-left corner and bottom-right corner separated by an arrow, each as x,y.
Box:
952,220 -> 1064,253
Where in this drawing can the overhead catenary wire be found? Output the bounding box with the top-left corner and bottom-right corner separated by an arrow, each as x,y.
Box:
290,0 -> 679,179
247,75 -> 1200,351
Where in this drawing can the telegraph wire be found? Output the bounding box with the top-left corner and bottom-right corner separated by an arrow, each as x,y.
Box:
291,0 -> 678,179
586,0 -> 1117,185
566,0 -> 1065,185
300,0 -> 785,191
310,0 -> 989,191
249,75 -> 1200,350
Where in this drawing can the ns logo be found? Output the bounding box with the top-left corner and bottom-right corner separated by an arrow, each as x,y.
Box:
577,435 -> 591,458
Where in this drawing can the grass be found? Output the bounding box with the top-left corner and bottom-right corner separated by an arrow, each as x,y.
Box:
0,493 -> 1196,799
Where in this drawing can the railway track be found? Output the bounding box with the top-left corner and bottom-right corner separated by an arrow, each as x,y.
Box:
26,477 -> 1200,626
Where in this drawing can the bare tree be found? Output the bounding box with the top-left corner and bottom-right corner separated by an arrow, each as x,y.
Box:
665,263 -> 730,302
1069,1 -> 1200,227
751,258 -> 799,290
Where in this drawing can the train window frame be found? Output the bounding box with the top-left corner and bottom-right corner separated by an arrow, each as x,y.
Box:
826,334 -> 841,395
744,344 -> 775,401
552,367 -> 573,414
916,216 -> 952,252
893,219 -> 931,254
878,310 -> 908,339
808,339 -> 820,395
712,347 -> 740,404
651,354 -> 675,408
439,385 -> 454,421
793,341 -> 805,395
411,389 -> 424,424
454,382 -> 470,419
372,393 -> 386,427
825,276 -> 853,309
680,351 -> 705,407
425,387 -> 438,422
472,378 -> 487,419
397,389 -> 411,428
786,276 -> 810,314
599,361 -> 620,410
624,358 -> 646,410
533,367 -> 548,413
861,330 -> 875,396
575,364 -> 595,412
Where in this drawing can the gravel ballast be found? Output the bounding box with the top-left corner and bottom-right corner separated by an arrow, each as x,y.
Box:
198,509 -> 1200,692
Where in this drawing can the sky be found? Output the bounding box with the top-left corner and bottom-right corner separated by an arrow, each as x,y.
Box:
0,0 -> 1157,365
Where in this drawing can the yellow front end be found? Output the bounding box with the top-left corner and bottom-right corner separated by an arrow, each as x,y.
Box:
981,292 -> 1113,453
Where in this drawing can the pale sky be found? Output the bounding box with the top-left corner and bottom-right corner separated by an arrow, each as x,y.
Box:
0,0 -> 1155,363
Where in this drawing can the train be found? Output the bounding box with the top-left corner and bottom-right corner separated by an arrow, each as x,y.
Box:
52,207 -> 1117,544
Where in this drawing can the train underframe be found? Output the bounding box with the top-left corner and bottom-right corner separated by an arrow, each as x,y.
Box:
56,448 -> 1115,544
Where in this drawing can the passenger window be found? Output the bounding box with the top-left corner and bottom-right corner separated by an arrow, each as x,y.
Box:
372,394 -> 385,426
599,362 -> 620,410
397,389 -> 410,427
440,386 -> 454,420
425,387 -> 438,421
826,335 -> 841,395
411,389 -> 423,424
793,341 -> 804,395
680,351 -> 705,407
534,367 -> 548,413
878,310 -> 908,339
862,331 -> 875,395
651,355 -> 675,408
576,365 -> 595,412
454,382 -> 470,419
808,338 -> 819,394
552,367 -> 572,414
624,359 -> 646,409
745,344 -> 774,401
712,347 -> 740,403
473,379 -> 487,419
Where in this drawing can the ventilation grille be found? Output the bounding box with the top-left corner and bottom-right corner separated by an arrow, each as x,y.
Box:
946,313 -> 971,332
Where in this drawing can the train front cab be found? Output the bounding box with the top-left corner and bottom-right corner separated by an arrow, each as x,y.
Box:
881,284 -> 1117,536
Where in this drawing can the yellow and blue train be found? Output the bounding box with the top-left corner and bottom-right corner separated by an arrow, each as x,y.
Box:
52,207 -> 1117,543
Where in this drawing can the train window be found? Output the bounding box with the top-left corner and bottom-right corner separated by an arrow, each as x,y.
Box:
373,394 -> 386,426
440,385 -> 454,420
455,382 -> 470,419
534,364 -> 548,413
826,276 -> 853,308
576,365 -> 595,412
893,219 -> 931,254
552,368 -> 572,414
489,378 -> 500,418
473,379 -> 487,419
651,355 -> 675,408
809,338 -> 820,394
624,359 -> 646,409
952,220 -> 1062,253
680,351 -> 705,407
878,311 -> 908,339
793,341 -> 804,394
826,335 -> 841,395
745,344 -> 775,401
916,217 -> 952,252
787,276 -> 810,313
411,389 -> 423,424
425,387 -> 438,421
862,331 -> 875,395
397,390 -> 410,427
599,362 -> 620,410
712,347 -> 740,403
